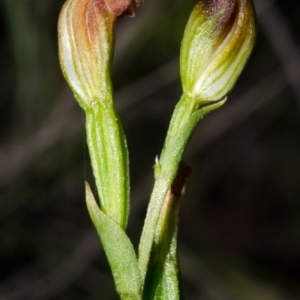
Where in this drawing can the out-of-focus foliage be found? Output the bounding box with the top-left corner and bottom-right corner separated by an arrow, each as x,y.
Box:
0,0 -> 300,299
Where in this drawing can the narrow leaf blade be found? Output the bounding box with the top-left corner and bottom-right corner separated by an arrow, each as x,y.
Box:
85,182 -> 142,299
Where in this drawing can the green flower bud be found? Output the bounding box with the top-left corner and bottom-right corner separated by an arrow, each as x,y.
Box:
180,0 -> 256,102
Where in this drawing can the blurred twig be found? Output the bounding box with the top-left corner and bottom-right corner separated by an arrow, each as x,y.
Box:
255,0 -> 300,108
0,231 -> 101,300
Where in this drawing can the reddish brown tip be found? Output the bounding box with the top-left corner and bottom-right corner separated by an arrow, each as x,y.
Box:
104,0 -> 142,17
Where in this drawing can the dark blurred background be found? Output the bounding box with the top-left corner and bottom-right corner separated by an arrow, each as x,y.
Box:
1,0 -> 300,299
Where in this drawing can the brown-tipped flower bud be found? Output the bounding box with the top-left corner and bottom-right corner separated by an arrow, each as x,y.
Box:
58,0 -> 116,110
58,0 -> 141,110
180,0 -> 256,103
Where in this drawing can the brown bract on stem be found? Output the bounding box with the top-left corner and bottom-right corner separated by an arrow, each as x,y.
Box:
159,162 -> 191,217
170,161 -> 191,198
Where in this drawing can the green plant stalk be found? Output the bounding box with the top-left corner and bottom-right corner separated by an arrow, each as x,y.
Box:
85,99 -> 130,230
138,93 -> 226,284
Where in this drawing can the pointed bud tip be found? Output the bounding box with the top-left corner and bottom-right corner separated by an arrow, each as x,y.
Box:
105,0 -> 142,17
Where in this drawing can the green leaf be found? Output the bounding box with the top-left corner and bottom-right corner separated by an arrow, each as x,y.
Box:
146,252 -> 181,300
85,182 -> 142,300
143,191 -> 182,300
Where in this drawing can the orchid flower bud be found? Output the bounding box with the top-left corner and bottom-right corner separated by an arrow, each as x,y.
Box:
58,0 -> 141,111
180,0 -> 256,103
58,0 -> 115,110
58,0 -> 142,230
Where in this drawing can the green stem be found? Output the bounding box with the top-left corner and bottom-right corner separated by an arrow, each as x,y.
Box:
85,100 -> 129,230
138,93 -> 226,284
